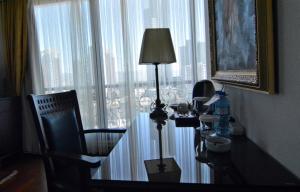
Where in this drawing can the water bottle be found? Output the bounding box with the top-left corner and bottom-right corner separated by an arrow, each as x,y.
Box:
213,91 -> 230,137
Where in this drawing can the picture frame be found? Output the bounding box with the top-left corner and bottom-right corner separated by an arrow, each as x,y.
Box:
208,0 -> 275,94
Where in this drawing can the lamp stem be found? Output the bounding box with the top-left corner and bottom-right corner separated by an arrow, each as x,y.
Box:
154,63 -> 161,107
149,63 -> 167,121
158,124 -> 163,162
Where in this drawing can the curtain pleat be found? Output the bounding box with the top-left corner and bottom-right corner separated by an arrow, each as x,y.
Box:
0,0 -> 28,96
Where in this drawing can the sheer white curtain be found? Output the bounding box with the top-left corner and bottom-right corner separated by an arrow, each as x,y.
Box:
26,0 -> 106,153
28,0 -> 102,130
98,0 -> 208,127
26,0 -> 208,153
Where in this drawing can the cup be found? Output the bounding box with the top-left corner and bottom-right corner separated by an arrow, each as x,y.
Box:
177,103 -> 189,115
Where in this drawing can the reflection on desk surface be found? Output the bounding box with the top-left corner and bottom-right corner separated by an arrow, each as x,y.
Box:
91,113 -> 300,186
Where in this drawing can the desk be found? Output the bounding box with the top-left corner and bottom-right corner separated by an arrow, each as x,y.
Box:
91,113 -> 300,190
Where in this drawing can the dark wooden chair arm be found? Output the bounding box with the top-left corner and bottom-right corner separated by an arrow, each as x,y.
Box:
83,128 -> 127,134
47,152 -> 102,168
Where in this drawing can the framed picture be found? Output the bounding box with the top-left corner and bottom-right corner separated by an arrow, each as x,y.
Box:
208,0 -> 275,94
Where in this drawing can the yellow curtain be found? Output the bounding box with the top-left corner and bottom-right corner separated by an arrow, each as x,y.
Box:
0,0 -> 28,96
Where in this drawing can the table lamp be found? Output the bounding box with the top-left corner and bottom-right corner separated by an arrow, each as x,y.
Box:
139,28 -> 181,182
139,28 -> 176,122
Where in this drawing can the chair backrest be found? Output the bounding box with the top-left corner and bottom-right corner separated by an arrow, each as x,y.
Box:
28,90 -> 87,155
192,80 -> 215,114
192,80 -> 215,99
28,90 -> 88,191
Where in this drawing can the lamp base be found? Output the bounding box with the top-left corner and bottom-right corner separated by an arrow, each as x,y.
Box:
144,158 -> 181,182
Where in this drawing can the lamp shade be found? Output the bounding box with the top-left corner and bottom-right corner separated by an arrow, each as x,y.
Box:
139,28 -> 176,65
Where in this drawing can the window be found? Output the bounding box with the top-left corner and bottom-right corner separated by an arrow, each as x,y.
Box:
31,0 -> 208,129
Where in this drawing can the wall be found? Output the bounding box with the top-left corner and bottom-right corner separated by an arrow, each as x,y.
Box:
226,0 -> 300,178
0,97 -> 22,159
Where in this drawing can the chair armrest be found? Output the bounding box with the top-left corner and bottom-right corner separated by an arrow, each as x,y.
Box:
47,152 -> 102,168
83,128 -> 126,134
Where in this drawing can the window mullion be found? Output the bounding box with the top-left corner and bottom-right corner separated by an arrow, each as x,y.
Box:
89,0 -> 108,128
189,0 -> 198,83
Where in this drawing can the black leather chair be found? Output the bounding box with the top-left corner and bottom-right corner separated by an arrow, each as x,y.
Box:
28,90 -> 126,192
192,80 -> 215,114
